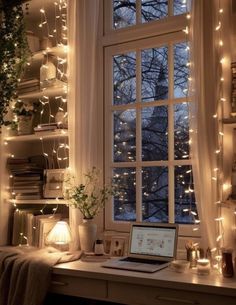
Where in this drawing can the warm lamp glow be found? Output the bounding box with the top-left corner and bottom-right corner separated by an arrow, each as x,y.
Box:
47,221 -> 71,246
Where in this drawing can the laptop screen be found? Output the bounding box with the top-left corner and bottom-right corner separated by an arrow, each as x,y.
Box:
129,223 -> 178,259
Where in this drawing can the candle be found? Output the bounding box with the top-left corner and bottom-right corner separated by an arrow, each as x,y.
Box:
197,259 -> 210,275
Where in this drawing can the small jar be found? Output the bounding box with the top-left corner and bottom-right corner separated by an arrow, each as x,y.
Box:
94,239 -> 104,256
221,248 -> 234,278
187,249 -> 199,268
197,259 -> 210,275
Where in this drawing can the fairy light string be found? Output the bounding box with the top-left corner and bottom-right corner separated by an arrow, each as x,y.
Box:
181,2 -> 200,231
5,0 -> 69,246
211,0 -> 228,270
185,0 -> 228,267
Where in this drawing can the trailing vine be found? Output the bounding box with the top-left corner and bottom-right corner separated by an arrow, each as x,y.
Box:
0,0 -> 30,127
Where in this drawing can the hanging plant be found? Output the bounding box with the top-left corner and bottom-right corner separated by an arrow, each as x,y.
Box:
0,0 -> 31,127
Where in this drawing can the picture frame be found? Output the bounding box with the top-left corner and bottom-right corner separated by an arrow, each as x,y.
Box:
109,236 -> 127,257
43,169 -> 65,198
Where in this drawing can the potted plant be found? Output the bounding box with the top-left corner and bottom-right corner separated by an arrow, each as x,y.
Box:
0,0 -> 30,129
13,100 -> 38,135
64,167 -> 115,252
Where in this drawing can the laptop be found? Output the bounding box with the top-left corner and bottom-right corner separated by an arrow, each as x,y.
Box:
102,222 -> 178,273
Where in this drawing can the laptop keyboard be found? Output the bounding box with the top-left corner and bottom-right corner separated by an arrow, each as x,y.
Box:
121,257 -> 167,265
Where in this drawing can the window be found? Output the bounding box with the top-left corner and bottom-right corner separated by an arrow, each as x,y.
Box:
104,0 -> 197,234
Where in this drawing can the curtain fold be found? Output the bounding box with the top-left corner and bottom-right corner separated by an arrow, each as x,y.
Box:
67,0 -> 101,250
189,0 -> 220,250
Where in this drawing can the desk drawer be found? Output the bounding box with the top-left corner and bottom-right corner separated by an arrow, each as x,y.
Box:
108,282 -> 236,305
51,274 -> 107,299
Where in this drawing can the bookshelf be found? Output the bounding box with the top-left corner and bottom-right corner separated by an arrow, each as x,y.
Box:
9,199 -> 68,205
0,0 -> 69,246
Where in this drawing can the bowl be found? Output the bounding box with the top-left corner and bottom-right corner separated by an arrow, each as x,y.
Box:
171,260 -> 190,273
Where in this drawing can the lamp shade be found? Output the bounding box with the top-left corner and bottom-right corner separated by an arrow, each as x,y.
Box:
46,221 -> 72,245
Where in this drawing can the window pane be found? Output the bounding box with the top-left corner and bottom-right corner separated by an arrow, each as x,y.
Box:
142,167 -> 168,222
142,46 -> 168,102
174,42 -> 189,98
113,110 -> 136,162
113,168 -> 136,221
113,0 -> 136,29
113,52 -> 136,105
175,165 -> 197,224
141,0 -> 168,23
173,0 -> 191,16
142,106 -> 168,161
174,103 -> 189,160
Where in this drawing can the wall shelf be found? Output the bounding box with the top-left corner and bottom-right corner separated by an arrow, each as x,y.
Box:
5,129 -> 68,142
31,46 -> 68,63
9,199 -> 68,205
18,84 -> 67,99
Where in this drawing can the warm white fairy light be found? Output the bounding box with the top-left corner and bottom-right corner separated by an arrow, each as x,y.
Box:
6,1 -> 67,247
219,40 -> 223,46
215,21 -> 221,31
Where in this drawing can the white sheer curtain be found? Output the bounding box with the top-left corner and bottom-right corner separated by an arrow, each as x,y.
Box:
190,0 -> 220,250
67,0 -> 102,250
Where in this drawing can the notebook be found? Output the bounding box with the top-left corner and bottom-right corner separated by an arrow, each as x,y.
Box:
102,222 -> 178,273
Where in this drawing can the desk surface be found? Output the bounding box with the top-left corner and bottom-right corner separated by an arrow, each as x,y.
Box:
52,259 -> 236,298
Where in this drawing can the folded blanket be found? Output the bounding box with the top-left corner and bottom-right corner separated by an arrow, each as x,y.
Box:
0,246 -> 82,305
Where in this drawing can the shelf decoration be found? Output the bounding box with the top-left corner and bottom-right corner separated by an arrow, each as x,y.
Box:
0,0 -> 31,127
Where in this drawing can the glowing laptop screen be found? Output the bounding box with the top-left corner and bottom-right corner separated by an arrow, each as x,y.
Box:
130,224 -> 177,258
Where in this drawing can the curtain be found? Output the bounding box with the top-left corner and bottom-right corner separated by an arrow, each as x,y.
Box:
67,0 -> 102,250
189,0 -> 220,250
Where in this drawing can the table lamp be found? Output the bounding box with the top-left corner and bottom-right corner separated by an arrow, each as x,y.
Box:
46,221 -> 72,251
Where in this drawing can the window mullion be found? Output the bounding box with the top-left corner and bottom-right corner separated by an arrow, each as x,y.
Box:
136,0 -> 142,25
168,43 -> 175,223
169,0 -> 173,16
136,49 -> 142,222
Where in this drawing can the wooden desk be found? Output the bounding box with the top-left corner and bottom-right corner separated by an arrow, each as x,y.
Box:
51,260 -> 236,305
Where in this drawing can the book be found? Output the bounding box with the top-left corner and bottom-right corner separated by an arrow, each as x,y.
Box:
18,78 -> 39,87
7,158 -> 29,164
18,86 -> 40,94
13,180 -> 43,186
15,194 -> 42,200
34,125 -> 58,132
13,175 -> 41,181
13,187 -> 42,193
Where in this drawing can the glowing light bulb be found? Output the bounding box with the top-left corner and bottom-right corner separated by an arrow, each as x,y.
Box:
215,217 -> 224,221
215,22 -> 221,31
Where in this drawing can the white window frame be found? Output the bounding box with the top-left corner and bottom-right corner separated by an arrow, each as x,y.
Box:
102,0 -> 200,238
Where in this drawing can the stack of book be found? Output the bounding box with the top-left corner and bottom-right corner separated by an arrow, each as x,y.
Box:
12,208 -> 62,247
7,157 -> 44,200
17,78 -> 40,95
231,62 -> 236,113
34,122 -> 67,133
